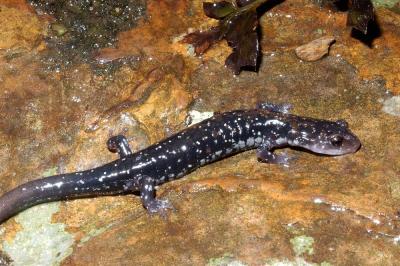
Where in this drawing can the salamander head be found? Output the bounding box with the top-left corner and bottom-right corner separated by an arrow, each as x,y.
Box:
287,119 -> 361,155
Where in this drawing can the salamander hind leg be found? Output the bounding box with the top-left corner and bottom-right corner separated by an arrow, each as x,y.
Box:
140,175 -> 174,217
257,102 -> 292,114
107,135 -> 133,158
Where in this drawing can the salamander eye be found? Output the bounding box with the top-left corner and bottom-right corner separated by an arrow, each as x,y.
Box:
330,135 -> 344,147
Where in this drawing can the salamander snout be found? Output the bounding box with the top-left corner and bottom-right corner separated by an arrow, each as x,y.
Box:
323,130 -> 361,155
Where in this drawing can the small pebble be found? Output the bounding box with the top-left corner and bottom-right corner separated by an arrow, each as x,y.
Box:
382,96 -> 400,117
295,36 -> 335,62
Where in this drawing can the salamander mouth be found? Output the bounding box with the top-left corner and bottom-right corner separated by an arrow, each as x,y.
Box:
324,145 -> 361,155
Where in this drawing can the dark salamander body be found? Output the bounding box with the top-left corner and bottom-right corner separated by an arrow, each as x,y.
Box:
0,103 -> 361,223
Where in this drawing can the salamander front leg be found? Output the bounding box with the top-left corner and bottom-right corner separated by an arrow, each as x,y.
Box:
140,175 -> 174,216
107,135 -> 133,158
257,149 -> 290,164
256,141 -> 291,165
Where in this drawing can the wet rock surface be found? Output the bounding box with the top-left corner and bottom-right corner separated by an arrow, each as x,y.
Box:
0,0 -> 399,265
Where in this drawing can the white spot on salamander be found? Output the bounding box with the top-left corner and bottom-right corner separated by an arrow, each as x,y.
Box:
275,137 -> 286,145
246,138 -> 255,146
238,140 -> 245,148
54,182 -> 64,188
264,119 -> 285,126
42,182 -> 64,189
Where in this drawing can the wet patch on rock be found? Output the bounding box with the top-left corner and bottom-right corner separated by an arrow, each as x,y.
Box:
29,0 -> 146,71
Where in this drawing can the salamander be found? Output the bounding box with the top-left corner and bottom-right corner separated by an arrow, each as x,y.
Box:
0,103 -> 361,223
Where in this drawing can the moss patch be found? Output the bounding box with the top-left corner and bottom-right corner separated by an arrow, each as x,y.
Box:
2,203 -> 74,266
290,235 -> 315,256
